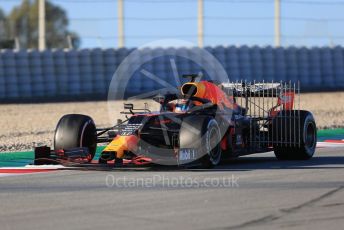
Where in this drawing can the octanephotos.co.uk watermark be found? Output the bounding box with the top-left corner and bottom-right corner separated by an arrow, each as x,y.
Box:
105,174 -> 239,188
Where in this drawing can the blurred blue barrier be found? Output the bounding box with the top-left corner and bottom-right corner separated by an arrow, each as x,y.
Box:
262,46 -> 274,82
226,46 -> 240,81
0,46 -> 343,101
274,47 -> 286,83
41,50 -> 57,97
321,47 -> 335,89
333,46 -> 344,88
65,50 -> 81,95
53,49 -> 68,95
239,46 -> 252,81
79,49 -> 93,94
91,48 -> 106,94
285,47 -> 299,85
308,47 -> 322,88
29,50 -> 45,97
250,46 -> 263,82
0,52 -> 5,99
16,51 -> 31,97
297,47 -> 309,86
3,50 -> 19,98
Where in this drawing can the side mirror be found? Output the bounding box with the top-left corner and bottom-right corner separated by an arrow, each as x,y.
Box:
124,103 -> 134,110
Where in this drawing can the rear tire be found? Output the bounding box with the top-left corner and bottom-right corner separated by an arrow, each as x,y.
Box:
54,114 -> 97,160
271,110 -> 317,160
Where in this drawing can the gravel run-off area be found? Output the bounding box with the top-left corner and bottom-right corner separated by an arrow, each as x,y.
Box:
0,92 -> 343,152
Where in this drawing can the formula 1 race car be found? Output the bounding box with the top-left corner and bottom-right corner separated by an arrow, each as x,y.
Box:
34,74 -> 317,168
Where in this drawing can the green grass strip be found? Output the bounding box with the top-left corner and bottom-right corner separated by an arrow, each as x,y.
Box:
318,128 -> 344,137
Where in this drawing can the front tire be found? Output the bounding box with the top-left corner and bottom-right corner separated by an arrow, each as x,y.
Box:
200,119 -> 222,168
179,116 -> 222,168
54,114 -> 97,160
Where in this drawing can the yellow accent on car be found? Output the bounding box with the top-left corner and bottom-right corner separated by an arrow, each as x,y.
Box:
103,135 -> 138,158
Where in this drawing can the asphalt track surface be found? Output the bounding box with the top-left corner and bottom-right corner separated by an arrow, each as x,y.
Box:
1,147 -> 344,230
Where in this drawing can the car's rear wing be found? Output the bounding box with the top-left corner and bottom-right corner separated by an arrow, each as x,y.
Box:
221,81 -> 298,97
221,80 -> 300,112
